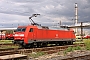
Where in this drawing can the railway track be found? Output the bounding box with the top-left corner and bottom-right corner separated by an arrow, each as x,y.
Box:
45,51 -> 90,60
19,43 -> 85,54
0,43 -> 85,56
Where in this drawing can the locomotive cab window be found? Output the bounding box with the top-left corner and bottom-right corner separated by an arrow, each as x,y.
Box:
29,28 -> 33,32
16,28 -> 26,32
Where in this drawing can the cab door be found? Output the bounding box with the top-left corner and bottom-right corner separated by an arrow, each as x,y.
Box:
29,28 -> 37,40
32,28 -> 37,40
29,28 -> 33,40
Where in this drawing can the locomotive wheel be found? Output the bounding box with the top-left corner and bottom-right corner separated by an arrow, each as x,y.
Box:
6,37 -> 8,40
27,43 -> 33,48
42,42 -> 47,47
37,42 -> 48,47
60,41 -> 64,46
21,43 -> 28,48
37,42 -> 42,47
58,42 -> 63,46
67,41 -> 73,45
55,42 -> 60,46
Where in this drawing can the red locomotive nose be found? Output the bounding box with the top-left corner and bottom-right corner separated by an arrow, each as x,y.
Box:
14,33 -> 25,39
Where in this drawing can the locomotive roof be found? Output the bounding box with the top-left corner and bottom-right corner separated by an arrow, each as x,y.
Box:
49,27 -> 68,30
18,25 -> 37,28
18,25 -> 68,31
38,26 -> 68,30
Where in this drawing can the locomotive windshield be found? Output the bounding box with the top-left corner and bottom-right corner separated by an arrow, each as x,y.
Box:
16,28 -> 26,32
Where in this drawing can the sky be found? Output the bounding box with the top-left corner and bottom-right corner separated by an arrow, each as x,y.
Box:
0,0 -> 90,28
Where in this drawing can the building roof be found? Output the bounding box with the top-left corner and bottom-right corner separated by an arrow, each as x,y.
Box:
0,27 -> 17,30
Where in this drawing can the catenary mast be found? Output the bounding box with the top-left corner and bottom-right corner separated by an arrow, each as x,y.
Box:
75,3 -> 78,35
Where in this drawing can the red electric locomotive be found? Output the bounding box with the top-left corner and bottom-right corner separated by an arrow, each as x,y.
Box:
13,14 -> 76,47
14,25 -> 75,47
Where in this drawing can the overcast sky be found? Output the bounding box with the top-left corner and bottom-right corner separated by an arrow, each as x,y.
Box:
0,0 -> 90,28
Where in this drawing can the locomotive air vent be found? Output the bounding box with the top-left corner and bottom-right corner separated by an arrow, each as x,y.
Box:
41,26 -> 49,29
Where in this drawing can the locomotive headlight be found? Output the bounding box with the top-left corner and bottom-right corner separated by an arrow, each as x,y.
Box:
8,35 -> 10,36
20,34 -> 24,36
14,34 -> 18,36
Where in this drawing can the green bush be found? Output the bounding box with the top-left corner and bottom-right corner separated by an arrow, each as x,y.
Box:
63,50 -> 67,55
66,46 -> 81,52
66,47 -> 73,52
75,46 -> 81,50
64,46 -> 81,55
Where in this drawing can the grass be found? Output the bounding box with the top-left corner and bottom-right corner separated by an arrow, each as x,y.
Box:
0,46 -> 19,49
74,39 -> 90,44
0,40 -> 13,44
0,40 -> 20,49
29,52 -> 46,58
75,39 -> 90,50
63,46 -> 81,54
62,46 -> 82,55
28,39 -> 90,58
62,39 -> 90,55
83,39 -> 90,50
